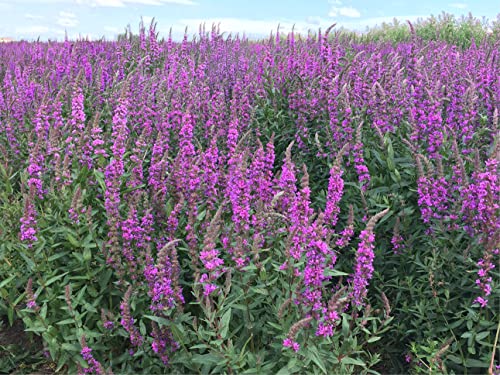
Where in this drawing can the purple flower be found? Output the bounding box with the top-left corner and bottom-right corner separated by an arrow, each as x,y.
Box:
20,188 -> 38,247
120,287 -> 143,347
80,337 -> 104,375
391,234 -> 404,254
324,166 -> 344,228
283,338 -> 300,352
352,229 -> 376,306
202,283 -> 218,296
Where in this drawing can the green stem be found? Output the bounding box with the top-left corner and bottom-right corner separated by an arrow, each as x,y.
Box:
489,317 -> 500,375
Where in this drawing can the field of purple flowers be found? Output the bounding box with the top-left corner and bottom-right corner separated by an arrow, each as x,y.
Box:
0,17 -> 499,374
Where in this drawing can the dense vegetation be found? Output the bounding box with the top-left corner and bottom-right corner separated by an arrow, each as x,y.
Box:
0,14 -> 499,374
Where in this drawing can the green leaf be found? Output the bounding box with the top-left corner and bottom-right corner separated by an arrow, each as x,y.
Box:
61,343 -> 81,352
475,331 -> 489,341
83,330 -> 103,338
197,210 -> 207,221
286,357 -> 299,372
308,346 -> 327,374
367,336 -> 382,343
56,318 -> 76,325
67,233 -> 80,248
447,355 -> 463,364
341,313 -> 350,337
98,269 -> 113,289
83,302 -> 97,313
464,358 -> 489,368
8,306 -> 14,326
45,272 -> 69,287
143,315 -> 171,326
139,319 -> 147,336
242,263 -> 258,271
324,269 -> 349,277
219,308 -> 232,339
341,357 -> 365,366
189,344 -> 209,350
48,252 -> 68,262
56,353 -> 69,372
75,285 -> 88,304
25,325 -> 47,333
0,275 -> 16,289
20,252 -> 35,271
40,303 -> 48,319
267,322 -> 282,330
276,365 -> 293,375
191,353 -> 222,365
253,288 -> 269,296
83,248 -> 92,261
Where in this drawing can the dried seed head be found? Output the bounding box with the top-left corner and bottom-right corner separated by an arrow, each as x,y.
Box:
234,129 -> 253,154
65,284 -> 73,312
334,143 -> 350,167
372,123 -> 385,148
301,164 -> 309,190
381,291 -> 391,317
436,158 -> 444,180
407,20 -> 415,36
431,338 -> 452,365
393,216 -> 401,237
474,149 -> 481,172
328,286 -> 347,312
347,205 -> 354,225
278,297 -> 293,319
361,304 -> 372,327
285,141 -> 295,164
355,121 -> 364,145
287,316 -> 313,340
158,239 -> 182,259
402,138 -> 418,155
366,208 -> 390,233
415,154 -> 425,178
224,269 -> 232,295
80,335 -> 87,348
315,132 -> 325,155
324,23 -> 336,39
101,308 -> 107,323
449,130 -> 467,184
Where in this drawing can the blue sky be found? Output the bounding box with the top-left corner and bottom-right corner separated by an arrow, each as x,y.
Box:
0,0 -> 498,41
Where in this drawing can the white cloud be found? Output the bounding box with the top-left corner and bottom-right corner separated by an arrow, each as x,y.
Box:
142,16 -> 155,25
327,0 -> 361,18
15,26 -> 50,35
104,25 -> 120,32
449,3 -> 468,9
57,11 -> 79,27
306,16 -> 322,25
59,11 -> 76,18
25,13 -> 44,20
75,0 -> 196,6
329,6 -> 361,18
0,2 -> 11,12
13,22 -> 65,40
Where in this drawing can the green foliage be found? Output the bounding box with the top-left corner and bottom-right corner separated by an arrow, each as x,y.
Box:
335,12 -> 495,48
1,14 -> 499,375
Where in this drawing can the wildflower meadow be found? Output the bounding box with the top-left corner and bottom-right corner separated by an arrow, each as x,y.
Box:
0,14 -> 499,375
